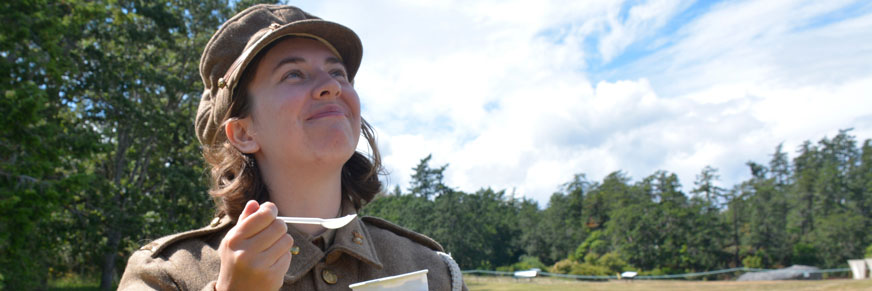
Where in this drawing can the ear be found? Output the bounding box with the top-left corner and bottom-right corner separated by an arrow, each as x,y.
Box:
224,118 -> 260,154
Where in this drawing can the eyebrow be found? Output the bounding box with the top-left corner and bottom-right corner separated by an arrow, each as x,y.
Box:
271,56 -> 344,73
325,57 -> 342,65
272,57 -> 304,73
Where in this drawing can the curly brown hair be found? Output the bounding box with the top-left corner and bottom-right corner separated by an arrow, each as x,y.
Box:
202,37 -> 382,220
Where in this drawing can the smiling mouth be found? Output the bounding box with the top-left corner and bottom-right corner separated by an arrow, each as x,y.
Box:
307,105 -> 345,120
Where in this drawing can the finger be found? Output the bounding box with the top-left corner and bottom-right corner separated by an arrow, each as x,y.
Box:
270,251 -> 292,274
262,201 -> 278,216
250,219 -> 289,252
265,234 -> 294,267
238,200 -> 260,222
236,202 -> 279,239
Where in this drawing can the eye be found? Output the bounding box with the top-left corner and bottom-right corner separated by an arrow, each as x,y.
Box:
329,68 -> 348,80
282,69 -> 304,81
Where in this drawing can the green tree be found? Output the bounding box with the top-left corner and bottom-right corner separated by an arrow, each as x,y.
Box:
811,211 -> 866,267
791,141 -> 820,238
722,184 -> 751,267
429,188 -> 522,269
0,0 -> 261,288
692,165 -> 724,203
686,166 -> 729,270
770,144 -> 792,191
745,161 -> 790,267
66,2 -> 233,288
362,193 -> 433,234
685,195 -> 728,271
806,130 -> 867,267
606,195 -> 660,270
407,154 -> 450,199
515,198 -> 547,264
791,242 -> 819,266
538,189 -> 585,264
604,174 -> 662,270
0,1 -> 101,288
853,140 -> 872,239
648,171 -> 693,271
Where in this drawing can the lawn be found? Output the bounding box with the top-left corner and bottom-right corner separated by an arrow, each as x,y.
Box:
465,275 -> 872,291
46,274 -> 872,290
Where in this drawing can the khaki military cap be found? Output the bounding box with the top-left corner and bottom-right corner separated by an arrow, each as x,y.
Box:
196,4 -> 362,146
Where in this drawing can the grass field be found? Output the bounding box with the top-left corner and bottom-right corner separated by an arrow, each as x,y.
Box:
46,274 -> 872,290
465,275 -> 872,291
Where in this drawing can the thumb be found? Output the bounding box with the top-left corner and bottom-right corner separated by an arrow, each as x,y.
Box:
238,200 -> 259,222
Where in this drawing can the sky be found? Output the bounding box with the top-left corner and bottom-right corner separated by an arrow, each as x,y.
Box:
297,0 -> 872,206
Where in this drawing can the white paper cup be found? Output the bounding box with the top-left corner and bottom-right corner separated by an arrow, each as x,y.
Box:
349,269 -> 429,291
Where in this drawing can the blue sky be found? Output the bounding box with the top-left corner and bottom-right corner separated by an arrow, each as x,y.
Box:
298,0 -> 872,205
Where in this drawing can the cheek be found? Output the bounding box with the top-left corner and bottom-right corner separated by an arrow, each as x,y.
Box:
343,89 -> 363,141
250,91 -> 306,137
351,96 -> 363,135
270,87 -> 308,115
345,88 -> 362,118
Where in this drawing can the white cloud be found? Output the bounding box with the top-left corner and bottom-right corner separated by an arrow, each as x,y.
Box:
304,0 -> 872,205
597,0 -> 691,62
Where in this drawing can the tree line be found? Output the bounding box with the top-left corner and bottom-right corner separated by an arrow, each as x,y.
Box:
364,130 -> 872,278
1,0 -> 870,289
1,0 -> 271,289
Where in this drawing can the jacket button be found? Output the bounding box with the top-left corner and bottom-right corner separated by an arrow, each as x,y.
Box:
352,231 -> 364,245
290,246 -> 300,255
322,269 -> 338,284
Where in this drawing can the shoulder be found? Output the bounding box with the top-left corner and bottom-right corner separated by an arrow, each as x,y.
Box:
361,216 -> 444,252
137,215 -> 232,258
118,216 -> 231,290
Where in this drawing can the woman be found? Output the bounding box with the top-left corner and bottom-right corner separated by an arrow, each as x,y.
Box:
119,4 -> 465,290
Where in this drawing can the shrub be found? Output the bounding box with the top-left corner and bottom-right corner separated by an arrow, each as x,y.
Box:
496,255 -> 548,272
597,252 -> 631,273
549,258 -> 575,274
792,242 -> 819,266
573,230 -> 608,261
569,263 -> 610,276
743,255 -> 763,269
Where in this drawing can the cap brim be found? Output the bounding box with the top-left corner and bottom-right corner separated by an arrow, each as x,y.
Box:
222,19 -> 362,96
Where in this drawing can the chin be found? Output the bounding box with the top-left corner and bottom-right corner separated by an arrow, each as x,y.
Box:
308,141 -> 357,164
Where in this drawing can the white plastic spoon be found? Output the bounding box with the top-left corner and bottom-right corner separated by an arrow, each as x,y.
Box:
278,214 -> 357,229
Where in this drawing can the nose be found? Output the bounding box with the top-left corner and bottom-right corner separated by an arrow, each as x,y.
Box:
312,71 -> 341,100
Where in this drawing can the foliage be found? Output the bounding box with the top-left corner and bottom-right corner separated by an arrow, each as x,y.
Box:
407,154 -> 451,199
0,0 -> 265,289
365,185 -> 527,270
596,252 -> 631,274
572,230 -> 608,262
792,242 -> 819,266
3,0 -> 871,285
368,128 -> 870,277
495,255 -> 547,272
0,0 -> 100,288
53,1 -> 235,288
743,255 -> 763,269
547,253 -> 628,276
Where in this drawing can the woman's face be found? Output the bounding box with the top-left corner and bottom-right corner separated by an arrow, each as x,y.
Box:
243,37 -> 361,169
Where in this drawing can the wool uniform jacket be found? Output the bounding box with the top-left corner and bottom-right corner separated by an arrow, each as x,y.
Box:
119,210 -> 466,291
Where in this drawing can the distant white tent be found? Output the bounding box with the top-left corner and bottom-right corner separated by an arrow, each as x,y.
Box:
513,268 -> 539,279
848,259 -> 867,279
618,271 -> 638,280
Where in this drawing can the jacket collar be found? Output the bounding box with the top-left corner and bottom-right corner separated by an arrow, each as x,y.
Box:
283,198 -> 383,284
